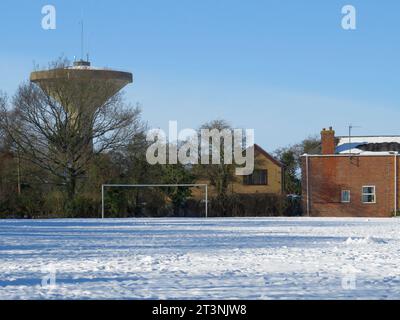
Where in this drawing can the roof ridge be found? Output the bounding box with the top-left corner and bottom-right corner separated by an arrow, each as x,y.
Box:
337,135 -> 400,138
253,144 -> 283,167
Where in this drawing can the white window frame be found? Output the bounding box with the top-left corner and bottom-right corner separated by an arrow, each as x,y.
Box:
362,185 -> 376,204
341,190 -> 351,203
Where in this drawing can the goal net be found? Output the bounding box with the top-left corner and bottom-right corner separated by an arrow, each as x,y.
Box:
101,184 -> 208,219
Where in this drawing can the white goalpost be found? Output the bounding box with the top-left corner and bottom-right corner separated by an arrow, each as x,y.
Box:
101,184 -> 208,219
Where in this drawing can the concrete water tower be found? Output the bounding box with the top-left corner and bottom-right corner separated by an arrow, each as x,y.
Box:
29,59 -> 133,149
30,59 -> 133,114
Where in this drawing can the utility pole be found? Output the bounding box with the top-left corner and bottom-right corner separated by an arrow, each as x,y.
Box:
349,124 -> 353,155
348,124 -> 361,156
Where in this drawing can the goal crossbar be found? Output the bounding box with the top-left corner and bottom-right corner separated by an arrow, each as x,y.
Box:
101,184 -> 208,219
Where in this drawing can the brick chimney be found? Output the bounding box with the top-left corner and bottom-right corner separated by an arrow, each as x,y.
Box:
321,127 -> 336,155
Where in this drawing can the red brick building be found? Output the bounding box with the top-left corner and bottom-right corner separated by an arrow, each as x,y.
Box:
302,127 -> 400,217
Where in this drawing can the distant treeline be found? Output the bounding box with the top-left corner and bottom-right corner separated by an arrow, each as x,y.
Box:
0,60 -> 316,218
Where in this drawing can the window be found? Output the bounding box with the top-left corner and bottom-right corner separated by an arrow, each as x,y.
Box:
243,170 -> 268,185
362,186 -> 376,204
341,190 -> 351,203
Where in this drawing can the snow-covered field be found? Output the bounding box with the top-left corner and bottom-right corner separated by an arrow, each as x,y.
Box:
0,217 -> 400,300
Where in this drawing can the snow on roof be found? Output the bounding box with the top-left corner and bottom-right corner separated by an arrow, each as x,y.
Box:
336,136 -> 400,154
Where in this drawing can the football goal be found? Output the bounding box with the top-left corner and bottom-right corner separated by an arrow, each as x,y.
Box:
101,184 -> 208,219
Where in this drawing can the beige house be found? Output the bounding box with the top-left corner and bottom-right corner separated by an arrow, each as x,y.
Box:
194,144 -> 284,198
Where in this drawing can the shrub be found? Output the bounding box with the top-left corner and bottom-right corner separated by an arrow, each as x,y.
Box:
65,196 -> 100,218
209,194 -> 302,217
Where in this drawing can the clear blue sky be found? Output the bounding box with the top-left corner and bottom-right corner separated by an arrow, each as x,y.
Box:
1,0 -> 399,150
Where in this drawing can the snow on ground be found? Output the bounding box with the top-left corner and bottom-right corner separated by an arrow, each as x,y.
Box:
0,217 -> 400,300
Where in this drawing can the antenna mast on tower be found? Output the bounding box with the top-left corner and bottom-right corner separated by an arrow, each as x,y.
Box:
74,17 -> 90,67
81,19 -> 84,61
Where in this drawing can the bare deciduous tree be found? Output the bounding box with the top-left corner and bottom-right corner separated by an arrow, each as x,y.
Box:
0,92 -> 5,150
273,135 -> 320,194
195,119 -> 238,198
0,65 -> 142,202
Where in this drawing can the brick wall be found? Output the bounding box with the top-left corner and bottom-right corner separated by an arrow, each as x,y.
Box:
302,155 -> 398,217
